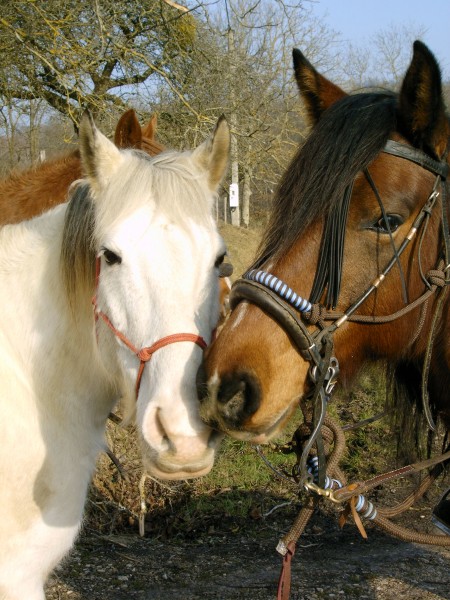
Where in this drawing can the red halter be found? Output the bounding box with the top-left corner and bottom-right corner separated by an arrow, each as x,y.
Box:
92,257 -> 207,397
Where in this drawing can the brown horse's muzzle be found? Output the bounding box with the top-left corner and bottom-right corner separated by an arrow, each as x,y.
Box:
197,361 -> 261,434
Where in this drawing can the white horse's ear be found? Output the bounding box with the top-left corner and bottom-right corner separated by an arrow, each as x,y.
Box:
79,110 -> 124,196
192,115 -> 230,191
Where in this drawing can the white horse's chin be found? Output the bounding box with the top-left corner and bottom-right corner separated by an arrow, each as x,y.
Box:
142,449 -> 216,480
139,406 -> 223,480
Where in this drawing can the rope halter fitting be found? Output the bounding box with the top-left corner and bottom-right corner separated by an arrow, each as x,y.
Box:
92,257 -> 207,397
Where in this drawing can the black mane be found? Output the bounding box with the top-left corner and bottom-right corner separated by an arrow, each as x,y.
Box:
253,92 -> 398,269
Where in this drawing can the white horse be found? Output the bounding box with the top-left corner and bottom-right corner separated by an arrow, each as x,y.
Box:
0,112 -> 229,600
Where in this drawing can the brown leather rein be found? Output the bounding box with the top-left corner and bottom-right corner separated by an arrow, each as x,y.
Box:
92,256 -> 207,397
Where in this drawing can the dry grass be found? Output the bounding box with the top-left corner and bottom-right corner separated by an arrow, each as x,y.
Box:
219,221 -> 262,281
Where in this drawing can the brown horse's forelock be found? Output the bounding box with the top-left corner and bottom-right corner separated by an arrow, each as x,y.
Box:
141,136 -> 165,157
60,182 -> 96,310
253,92 -> 398,269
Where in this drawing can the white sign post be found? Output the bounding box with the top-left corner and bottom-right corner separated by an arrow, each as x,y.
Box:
229,183 -> 239,207
229,183 -> 240,226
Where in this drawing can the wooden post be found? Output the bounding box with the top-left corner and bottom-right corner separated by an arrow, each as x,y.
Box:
228,27 -> 240,227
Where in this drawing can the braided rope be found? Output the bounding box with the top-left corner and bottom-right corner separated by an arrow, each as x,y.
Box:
277,415 -> 347,556
278,415 -> 450,555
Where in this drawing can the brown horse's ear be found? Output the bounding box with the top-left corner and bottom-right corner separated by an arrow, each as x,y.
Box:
293,48 -> 347,125
141,114 -> 157,140
398,41 -> 450,159
114,109 -> 142,149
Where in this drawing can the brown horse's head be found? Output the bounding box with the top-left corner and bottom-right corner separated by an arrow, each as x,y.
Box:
199,41 -> 450,443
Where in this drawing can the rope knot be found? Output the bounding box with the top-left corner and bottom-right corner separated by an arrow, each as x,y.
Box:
138,348 -> 154,362
305,303 -> 325,327
427,269 -> 446,288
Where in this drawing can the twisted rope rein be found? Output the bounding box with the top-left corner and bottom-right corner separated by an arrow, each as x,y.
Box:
302,264 -> 447,327
274,414 -> 450,600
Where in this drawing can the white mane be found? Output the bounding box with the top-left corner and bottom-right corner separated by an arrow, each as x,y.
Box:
93,150 -> 215,240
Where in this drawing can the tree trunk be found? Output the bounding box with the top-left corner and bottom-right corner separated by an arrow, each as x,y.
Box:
242,164 -> 252,227
228,28 -> 240,227
29,100 -> 40,165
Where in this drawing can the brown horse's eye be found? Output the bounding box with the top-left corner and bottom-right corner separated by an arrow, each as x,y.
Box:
103,248 -> 122,265
371,214 -> 403,234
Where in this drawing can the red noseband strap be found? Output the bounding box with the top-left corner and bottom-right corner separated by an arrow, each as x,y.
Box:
92,258 -> 207,397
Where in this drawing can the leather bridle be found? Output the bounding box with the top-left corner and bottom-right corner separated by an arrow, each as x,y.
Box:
230,139 -> 449,485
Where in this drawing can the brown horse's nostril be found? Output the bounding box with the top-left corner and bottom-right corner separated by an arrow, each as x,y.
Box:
216,372 -> 260,428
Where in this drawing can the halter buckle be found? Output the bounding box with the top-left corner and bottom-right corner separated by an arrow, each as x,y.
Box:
304,480 -> 340,503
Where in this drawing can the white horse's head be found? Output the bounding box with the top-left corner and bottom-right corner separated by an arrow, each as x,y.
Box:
72,112 -> 229,479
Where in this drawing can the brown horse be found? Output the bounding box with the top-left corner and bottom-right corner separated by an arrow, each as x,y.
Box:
0,109 -> 163,224
199,41 -> 450,455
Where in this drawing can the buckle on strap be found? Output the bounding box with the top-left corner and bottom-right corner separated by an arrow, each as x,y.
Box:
310,356 -> 339,396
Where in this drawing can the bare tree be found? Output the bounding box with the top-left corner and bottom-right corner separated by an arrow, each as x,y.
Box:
0,0 -> 340,228
338,24 -> 428,90
0,0 -> 199,127
169,0 -> 339,226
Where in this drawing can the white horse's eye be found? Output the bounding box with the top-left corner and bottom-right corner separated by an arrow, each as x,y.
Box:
214,253 -> 226,268
103,248 -> 122,265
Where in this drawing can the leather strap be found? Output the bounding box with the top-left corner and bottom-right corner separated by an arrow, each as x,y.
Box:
334,448 -> 450,503
230,279 -> 322,364
276,541 -> 296,600
383,140 -> 449,178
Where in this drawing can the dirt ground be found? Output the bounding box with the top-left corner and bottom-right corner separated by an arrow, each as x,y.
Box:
46,499 -> 450,600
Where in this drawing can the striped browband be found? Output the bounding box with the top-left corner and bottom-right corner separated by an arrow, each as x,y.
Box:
244,269 -> 312,313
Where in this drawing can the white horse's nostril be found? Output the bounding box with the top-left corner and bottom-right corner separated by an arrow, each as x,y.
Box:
155,408 -> 171,452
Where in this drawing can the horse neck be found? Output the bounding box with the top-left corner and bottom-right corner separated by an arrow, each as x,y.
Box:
0,206 -> 115,422
0,151 -> 82,225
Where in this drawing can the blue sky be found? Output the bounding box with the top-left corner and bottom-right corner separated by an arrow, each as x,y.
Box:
309,0 -> 450,78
